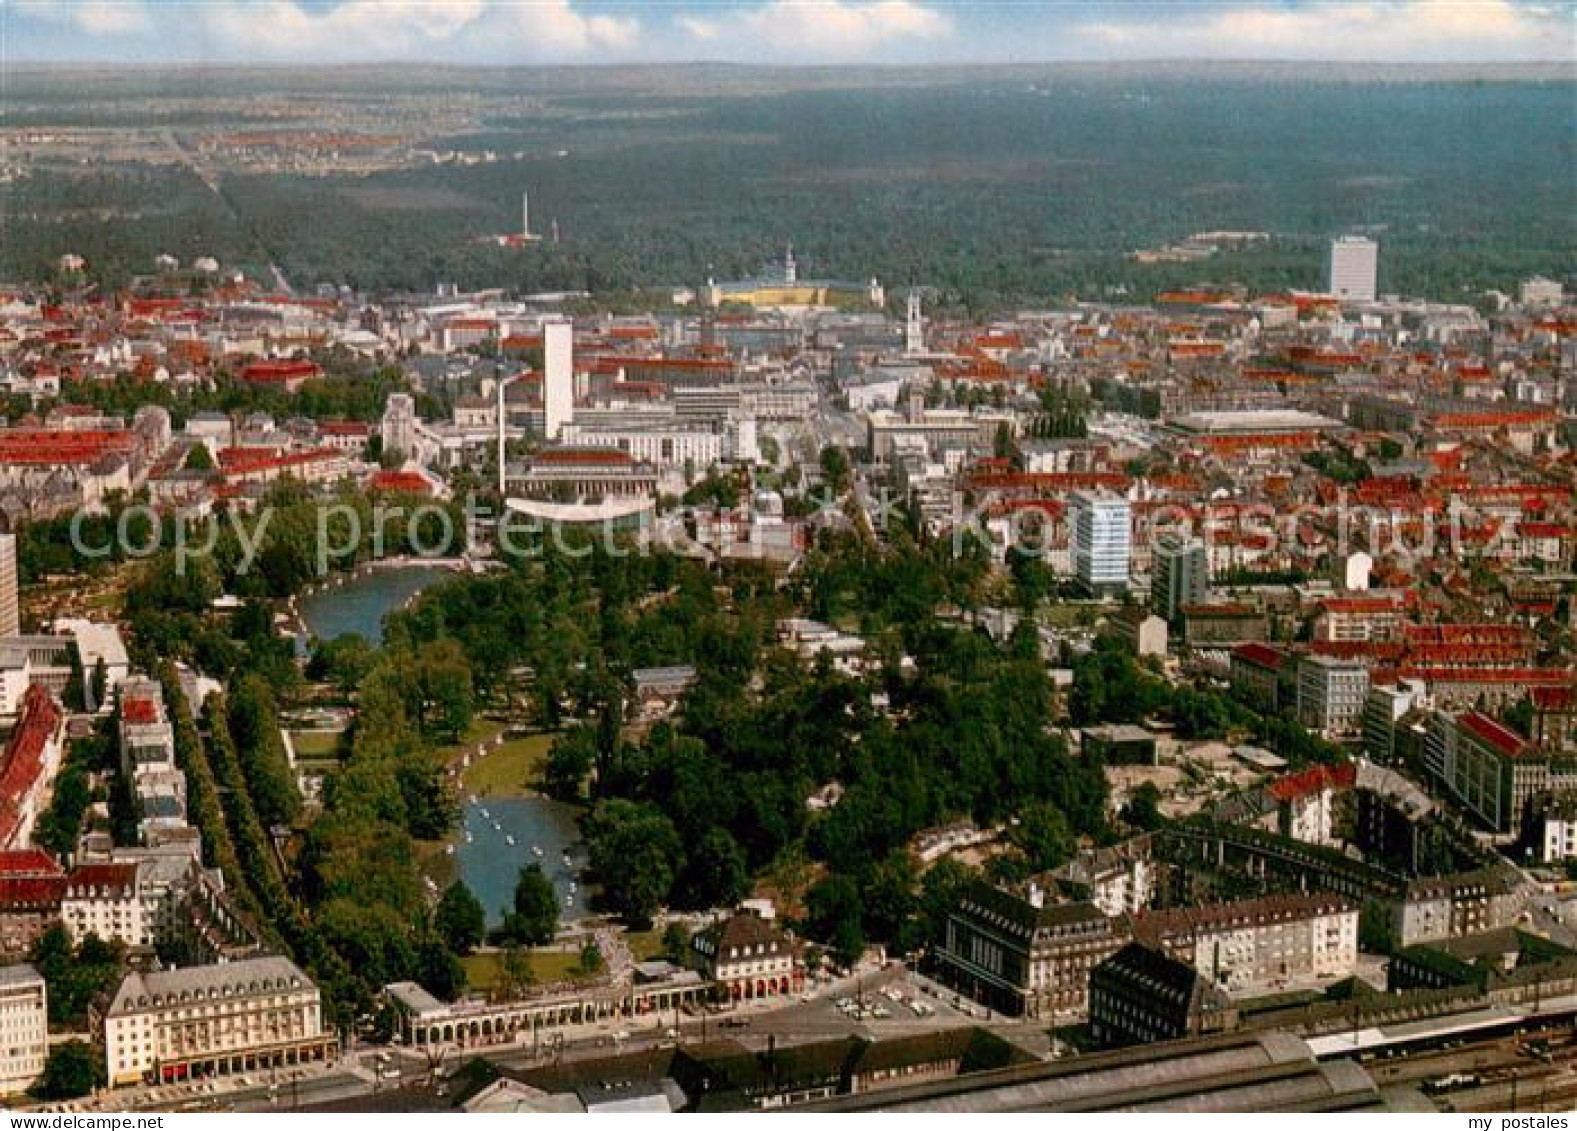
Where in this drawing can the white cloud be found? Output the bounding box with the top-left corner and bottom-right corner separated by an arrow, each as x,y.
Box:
13,0 -> 153,36
496,0 -> 640,53
680,0 -> 953,59
5,0 -> 1566,63
676,14 -> 721,41
1076,1 -> 1571,62
188,1 -> 501,59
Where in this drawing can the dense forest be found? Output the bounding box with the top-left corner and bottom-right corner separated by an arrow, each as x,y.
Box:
5,72 -> 1572,307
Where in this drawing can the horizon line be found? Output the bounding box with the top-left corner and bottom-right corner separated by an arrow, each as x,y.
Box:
4,58 -> 1575,71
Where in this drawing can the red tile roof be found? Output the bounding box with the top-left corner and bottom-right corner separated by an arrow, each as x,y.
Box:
533,448 -> 635,466
1457,711 -> 1528,759
0,687 -> 61,847
368,470 -> 433,496
64,862 -> 138,897
0,429 -> 133,467
0,875 -> 66,909
121,697 -> 159,725
0,849 -> 63,878
1267,762 -> 1357,803
1232,642 -> 1288,671
239,359 -> 321,384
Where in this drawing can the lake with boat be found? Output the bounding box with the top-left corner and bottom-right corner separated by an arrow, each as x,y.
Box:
296,565 -> 588,926
452,796 -> 588,927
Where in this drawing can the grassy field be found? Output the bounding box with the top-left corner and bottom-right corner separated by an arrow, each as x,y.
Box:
624,929 -> 671,962
441,718 -> 508,751
289,730 -> 344,760
461,733 -> 554,798
461,948 -> 600,992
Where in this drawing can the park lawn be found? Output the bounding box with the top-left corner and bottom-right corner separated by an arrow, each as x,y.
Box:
625,930 -> 669,962
461,733 -> 554,798
1039,603 -> 1100,629
440,718 -> 508,754
462,948 -> 599,992
289,729 -> 344,759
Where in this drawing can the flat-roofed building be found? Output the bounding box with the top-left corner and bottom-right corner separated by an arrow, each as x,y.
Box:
507,447 -> 658,502
1328,235 -> 1378,302
0,964 -> 47,1095
1152,535 -> 1208,622
1069,490 -> 1131,596
1080,725 -> 1158,767
1296,654 -> 1369,739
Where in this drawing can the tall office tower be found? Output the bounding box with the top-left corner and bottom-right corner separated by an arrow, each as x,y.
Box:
542,319 -> 574,440
521,191 -> 531,239
0,532 -> 19,637
1070,490 -> 1132,595
905,292 -> 924,355
380,393 -> 418,460
1328,235 -> 1378,302
1152,534 -> 1208,621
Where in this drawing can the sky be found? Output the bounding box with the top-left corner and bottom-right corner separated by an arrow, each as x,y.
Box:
1,0 -> 1573,66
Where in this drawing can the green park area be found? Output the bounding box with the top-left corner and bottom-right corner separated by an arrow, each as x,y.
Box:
460,733 -> 554,798
461,948 -> 601,992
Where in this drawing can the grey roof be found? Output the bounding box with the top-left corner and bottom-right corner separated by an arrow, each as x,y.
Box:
955,882 -> 1110,938
385,980 -> 446,1017
0,963 -> 43,988
109,955 -> 313,1016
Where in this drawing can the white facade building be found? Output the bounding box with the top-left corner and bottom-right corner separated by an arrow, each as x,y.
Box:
1297,654 -> 1370,738
0,965 -> 46,1096
542,319 -> 574,439
1070,490 -> 1132,594
104,956 -> 329,1087
1140,895 -> 1359,995
1328,236 -> 1378,302
380,394 -> 419,461
62,863 -> 153,948
0,534 -> 17,639
1520,276 -> 1564,308
561,423 -> 723,471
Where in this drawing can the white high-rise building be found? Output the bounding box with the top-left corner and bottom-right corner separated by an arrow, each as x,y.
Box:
1297,654 -> 1370,738
0,532 -> 17,638
1328,236 -> 1378,302
1070,490 -> 1132,594
380,394 -> 418,461
905,292 -> 924,355
542,319 -> 574,440
0,965 -> 46,1096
